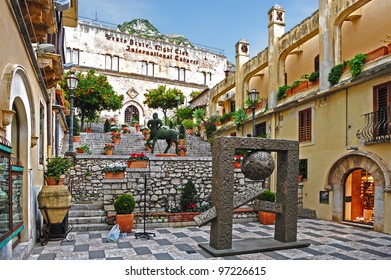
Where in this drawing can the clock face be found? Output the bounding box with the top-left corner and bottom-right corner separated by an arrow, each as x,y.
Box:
241,45 -> 248,53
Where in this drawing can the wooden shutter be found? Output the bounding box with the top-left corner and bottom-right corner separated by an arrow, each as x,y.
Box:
299,108 -> 312,142
373,84 -> 390,136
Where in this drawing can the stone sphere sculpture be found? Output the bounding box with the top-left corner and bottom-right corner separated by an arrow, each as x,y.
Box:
241,151 -> 275,180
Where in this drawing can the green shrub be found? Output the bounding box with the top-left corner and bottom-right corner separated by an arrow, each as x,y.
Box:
180,180 -> 198,212
181,119 -> 194,129
257,190 -> 276,202
348,53 -> 367,78
104,119 -> 111,132
308,71 -> 319,83
277,85 -> 289,101
114,194 -> 136,214
328,62 -> 347,85
44,156 -> 72,184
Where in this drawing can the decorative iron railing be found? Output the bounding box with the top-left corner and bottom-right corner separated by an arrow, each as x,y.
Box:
356,107 -> 391,144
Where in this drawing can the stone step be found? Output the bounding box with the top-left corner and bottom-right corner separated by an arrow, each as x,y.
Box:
69,216 -> 107,224
70,223 -> 112,232
71,203 -> 104,211
68,209 -> 106,217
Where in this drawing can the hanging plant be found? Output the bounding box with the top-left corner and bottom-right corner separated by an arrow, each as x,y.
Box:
348,53 -> 367,78
328,61 -> 347,85
277,85 -> 289,101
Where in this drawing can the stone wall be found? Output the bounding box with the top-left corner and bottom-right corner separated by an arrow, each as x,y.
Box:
70,156 -> 265,215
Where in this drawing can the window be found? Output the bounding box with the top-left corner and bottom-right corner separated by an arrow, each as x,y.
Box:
141,61 -> 154,76
373,83 -> 391,136
179,68 -> 185,82
298,108 -> 312,142
299,159 -> 308,179
314,55 -> 320,72
230,101 -> 236,113
255,122 -> 267,138
105,54 -> 112,70
66,48 -> 79,65
203,72 -> 212,85
112,56 -> 119,71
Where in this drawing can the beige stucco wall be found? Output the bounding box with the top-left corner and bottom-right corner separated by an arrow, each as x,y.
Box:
341,1 -> 391,61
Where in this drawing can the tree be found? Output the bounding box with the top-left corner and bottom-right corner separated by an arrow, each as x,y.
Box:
144,85 -> 184,125
232,108 -> 248,136
61,70 -> 124,130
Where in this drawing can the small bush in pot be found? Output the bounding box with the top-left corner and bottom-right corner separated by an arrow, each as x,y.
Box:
256,189 -> 276,225
114,193 -> 136,233
257,189 -> 276,202
114,194 -> 136,214
44,156 -> 72,184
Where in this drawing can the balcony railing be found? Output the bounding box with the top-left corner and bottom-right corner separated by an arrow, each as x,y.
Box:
356,107 -> 391,144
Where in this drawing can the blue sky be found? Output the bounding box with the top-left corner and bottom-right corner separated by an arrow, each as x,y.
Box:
78,0 -> 318,63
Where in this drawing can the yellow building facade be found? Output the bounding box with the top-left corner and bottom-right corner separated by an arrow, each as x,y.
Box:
207,0 -> 391,234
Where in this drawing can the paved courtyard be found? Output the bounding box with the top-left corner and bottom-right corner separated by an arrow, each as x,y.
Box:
26,218 -> 391,260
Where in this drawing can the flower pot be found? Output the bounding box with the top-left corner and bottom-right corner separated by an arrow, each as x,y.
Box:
178,150 -> 186,156
292,81 -> 308,94
365,46 -> 388,62
37,185 -> 72,224
258,211 -> 275,225
127,160 -> 148,168
145,145 -> 151,152
86,127 -> 92,133
234,161 -> 241,169
113,137 -> 120,144
179,139 -> 185,145
46,176 -> 65,186
105,149 -> 113,156
298,175 -> 304,183
116,213 -> 134,233
76,148 -> 84,154
104,171 -> 125,179
144,133 -> 150,140
73,136 -> 80,142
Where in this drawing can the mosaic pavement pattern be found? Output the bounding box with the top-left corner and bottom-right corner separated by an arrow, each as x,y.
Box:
27,219 -> 391,260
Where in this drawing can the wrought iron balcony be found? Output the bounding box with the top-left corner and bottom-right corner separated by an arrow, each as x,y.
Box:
356,107 -> 391,144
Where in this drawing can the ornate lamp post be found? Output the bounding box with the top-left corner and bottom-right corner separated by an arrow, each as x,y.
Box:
248,88 -> 259,137
65,72 -> 79,156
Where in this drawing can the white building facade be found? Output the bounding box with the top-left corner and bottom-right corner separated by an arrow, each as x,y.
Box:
65,22 -> 227,126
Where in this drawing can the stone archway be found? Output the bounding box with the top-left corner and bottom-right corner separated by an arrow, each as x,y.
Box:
326,150 -> 391,232
122,101 -> 145,126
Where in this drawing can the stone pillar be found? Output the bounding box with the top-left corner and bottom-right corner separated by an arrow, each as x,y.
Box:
235,39 -> 250,110
209,137 -> 235,249
374,185 -> 384,232
267,4 -> 285,110
319,0 -> 336,91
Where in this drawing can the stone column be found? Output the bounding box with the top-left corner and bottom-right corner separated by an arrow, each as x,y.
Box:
267,4 -> 285,110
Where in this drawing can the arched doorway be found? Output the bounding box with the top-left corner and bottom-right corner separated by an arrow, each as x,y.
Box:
124,105 -> 139,125
326,151 -> 391,232
343,168 -> 374,225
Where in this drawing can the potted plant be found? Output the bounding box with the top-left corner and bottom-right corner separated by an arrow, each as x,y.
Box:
234,155 -> 243,169
112,133 -> 121,144
256,190 -> 276,225
76,144 -> 91,155
103,143 -> 115,155
102,162 -> 126,179
44,156 -> 72,185
114,193 -> 136,233
182,119 -> 194,134
38,156 -> 73,225
178,145 -> 187,156
128,152 -> 149,168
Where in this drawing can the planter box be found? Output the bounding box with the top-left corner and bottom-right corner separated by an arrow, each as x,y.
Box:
234,161 -> 241,169
292,81 -> 308,94
127,160 -> 148,168
366,46 -> 388,62
258,211 -> 275,225
168,212 -> 201,223
104,171 -> 125,179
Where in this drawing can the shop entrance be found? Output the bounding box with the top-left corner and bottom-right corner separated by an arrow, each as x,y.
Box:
343,169 -> 374,225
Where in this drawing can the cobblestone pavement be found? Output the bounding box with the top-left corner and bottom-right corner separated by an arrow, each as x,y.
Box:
27,219 -> 391,260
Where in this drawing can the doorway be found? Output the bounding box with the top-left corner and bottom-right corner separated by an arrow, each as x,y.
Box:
344,169 -> 374,225
124,105 -> 139,125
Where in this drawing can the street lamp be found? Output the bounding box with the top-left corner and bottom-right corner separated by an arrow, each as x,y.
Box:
248,88 -> 259,137
65,72 -> 79,156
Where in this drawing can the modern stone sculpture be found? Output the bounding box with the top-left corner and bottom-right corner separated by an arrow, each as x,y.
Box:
197,136 -> 310,256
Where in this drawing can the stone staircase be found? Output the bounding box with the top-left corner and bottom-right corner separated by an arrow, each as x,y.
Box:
68,202 -> 112,232
61,127 -> 211,157
63,126 -> 212,231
